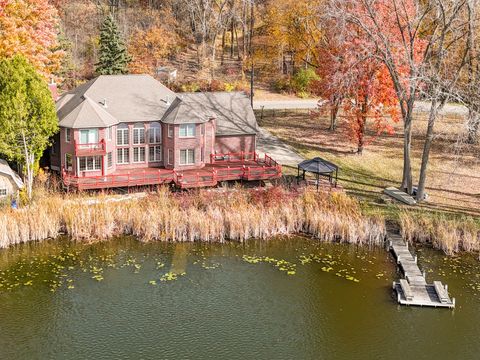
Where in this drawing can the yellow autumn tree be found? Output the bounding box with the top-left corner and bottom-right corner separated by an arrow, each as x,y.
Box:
256,0 -> 324,75
0,0 -> 63,78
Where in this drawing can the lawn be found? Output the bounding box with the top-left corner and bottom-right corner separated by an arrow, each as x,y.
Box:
258,107 -> 480,218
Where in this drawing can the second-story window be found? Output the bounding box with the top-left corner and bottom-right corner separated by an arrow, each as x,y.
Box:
133,123 -> 145,145
79,129 -> 98,147
168,124 -> 173,138
117,124 -> 129,146
149,122 -> 161,143
65,128 -> 71,142
179,124 -> 195,137
107,126 -> 112,141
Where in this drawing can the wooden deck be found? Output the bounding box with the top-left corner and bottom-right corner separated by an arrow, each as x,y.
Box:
62,153 -> 282,191
388,232 -> 455,309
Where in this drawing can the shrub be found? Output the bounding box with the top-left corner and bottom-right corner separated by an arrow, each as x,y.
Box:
292,68 -> 319,93
272,77 -> 292,93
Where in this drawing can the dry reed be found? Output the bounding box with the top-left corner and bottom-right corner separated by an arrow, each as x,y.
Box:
0,187 -> 386,249
399,211 -> 480,255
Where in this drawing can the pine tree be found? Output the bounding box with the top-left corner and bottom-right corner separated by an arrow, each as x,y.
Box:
95,14 -> 131,75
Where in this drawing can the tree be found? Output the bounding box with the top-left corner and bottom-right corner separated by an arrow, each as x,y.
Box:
128,26 -> 178,75
0,56 -> 58,200
95,14 -> 131,75
0,0 -> 63,78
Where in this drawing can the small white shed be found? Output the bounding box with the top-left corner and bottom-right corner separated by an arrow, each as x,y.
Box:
0,159 -> 24,199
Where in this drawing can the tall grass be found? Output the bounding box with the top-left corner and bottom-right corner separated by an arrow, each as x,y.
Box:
399,211 -> 480,255
0,187 -> 386,249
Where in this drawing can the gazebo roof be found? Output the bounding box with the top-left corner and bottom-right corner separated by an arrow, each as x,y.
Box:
298,157 -> 338,174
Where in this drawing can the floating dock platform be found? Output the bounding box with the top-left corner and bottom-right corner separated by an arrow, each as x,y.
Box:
387,232 -> 455,309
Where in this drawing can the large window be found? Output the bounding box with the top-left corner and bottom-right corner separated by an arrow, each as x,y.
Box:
149,122 -> 161,144
133,147 -> 146,163
117,124 -> 129,146
79,129 -> 98,145
179,149 -> 195,165
117,148 -> 129,164
79,156 -> 102,171
179,124 -> 195,137
65,153 -> 73,171
149,146 -> 162,162
133,123 -> 145,145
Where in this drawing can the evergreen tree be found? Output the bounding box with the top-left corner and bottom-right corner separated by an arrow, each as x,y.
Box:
0,56 -> 58,200
95,14 -> 131,75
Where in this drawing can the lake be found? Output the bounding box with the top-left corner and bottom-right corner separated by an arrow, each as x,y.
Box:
0,236 -> 479,360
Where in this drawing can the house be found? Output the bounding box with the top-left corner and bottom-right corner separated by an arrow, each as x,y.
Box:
155,66 -> 177,83
0,159 -> 24,199
51,74 -> 280,190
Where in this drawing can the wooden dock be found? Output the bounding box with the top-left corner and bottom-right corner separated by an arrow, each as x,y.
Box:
387,232 -> 455,309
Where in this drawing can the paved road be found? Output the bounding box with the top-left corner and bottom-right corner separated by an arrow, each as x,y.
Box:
253,99 -> 468,115
253,99 -> 319,110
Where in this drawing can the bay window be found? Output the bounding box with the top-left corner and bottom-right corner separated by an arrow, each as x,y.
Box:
133,123 -> 145,145
117,124 -> 129,146
117,148 -> 129,164
133,147 -> 146,163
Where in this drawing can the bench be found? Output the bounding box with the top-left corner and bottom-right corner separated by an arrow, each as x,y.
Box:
434,281 -> 449,303
399,279 -> 414,301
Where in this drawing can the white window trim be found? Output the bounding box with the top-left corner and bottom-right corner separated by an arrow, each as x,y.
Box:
133,147 -> 146,163
117,126 -> 129,146
179,124 -> 196,138
168,124 -> 174,138
179,149 -> 195,165
117,148 -> 130,165
167,149 -> 173,165
65,128 -> 71,143
107,127 -> 112,141
133,124 -> 145,145
78,156 -> 102,172
65,153 -> 73,171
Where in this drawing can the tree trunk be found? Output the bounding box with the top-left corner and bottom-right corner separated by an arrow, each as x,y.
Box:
230,21 -> 234,58
221,29 -> 226,65
401,102 -> 414,195
416,98 -> 440,202
21,131 -> 34,201
466,109 -> 480,144
329,98 -> 339,131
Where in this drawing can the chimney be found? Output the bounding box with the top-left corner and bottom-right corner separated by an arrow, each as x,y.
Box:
48,78 -> 59,101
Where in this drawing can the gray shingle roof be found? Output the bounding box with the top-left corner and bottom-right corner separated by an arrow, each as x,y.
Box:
165,92 -> 258,135
56,75 -> 258,136
0,159 -> 24,189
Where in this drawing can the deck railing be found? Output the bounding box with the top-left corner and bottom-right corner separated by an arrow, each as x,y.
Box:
62,153 -> 282,190
210,152 -> 258,163
74,139 -> 106,155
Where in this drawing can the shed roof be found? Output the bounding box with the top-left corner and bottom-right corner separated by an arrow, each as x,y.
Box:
298,157 -> 338,174
0,159 -> 24,189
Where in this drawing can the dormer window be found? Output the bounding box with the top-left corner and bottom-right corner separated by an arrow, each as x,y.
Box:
179,124 -> 195,138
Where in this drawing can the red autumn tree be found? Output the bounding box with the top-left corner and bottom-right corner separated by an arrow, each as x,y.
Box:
313,18 -> 400,154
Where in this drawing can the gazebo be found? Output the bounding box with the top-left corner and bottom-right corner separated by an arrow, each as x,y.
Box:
297,157 -> 339,190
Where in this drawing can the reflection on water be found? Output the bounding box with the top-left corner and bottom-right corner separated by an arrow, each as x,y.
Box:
0,237 -> 479,360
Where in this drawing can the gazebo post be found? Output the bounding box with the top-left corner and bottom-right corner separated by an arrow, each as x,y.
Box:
316,173 -> 319,191
335,168 -> 338,187
303,170 -> 305,181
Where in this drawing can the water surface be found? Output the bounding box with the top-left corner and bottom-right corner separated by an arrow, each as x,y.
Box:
0,237 -> 479,360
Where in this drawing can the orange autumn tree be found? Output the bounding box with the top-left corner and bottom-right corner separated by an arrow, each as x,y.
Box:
128,26 -> 179,75
0,0 -> 63,78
